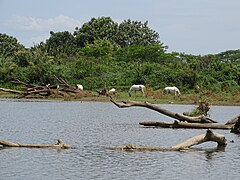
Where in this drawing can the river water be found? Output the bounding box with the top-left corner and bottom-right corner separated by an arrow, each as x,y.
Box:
0,99 -> 239,180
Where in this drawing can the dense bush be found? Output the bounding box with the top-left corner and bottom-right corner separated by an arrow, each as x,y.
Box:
0,17 -> 239,94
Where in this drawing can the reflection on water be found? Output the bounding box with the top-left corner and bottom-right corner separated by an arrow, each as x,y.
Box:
0,99 -> 240,180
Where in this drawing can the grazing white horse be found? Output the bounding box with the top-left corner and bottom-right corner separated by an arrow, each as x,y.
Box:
194,85 -> 200,93
76,84 -> 83,91
108,88 -> 116,96
128,85 -> 145,97
163,86 -> 180,96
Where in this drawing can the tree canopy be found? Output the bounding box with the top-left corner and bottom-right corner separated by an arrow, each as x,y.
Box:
0,17 -> 239,95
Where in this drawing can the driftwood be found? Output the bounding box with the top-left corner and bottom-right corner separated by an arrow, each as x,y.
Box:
0,139 -> 70,149
139,121 -> 233,130
112,129 -> 227,151
225,115 -> 240,125
110,98 -> 217,123
0,79 -> 90,98
230,117 -> 240,134
96,89 -> 108,96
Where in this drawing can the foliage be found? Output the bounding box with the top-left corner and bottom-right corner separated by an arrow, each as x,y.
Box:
0,17 -> 240,97
73,17 -> 164,49
114,44 -> 167,63
0,33 -> 25,57
74,17 -> 118,47
115,19 -> 161,47
37,31 -> 76,57
80,38 -> 120,58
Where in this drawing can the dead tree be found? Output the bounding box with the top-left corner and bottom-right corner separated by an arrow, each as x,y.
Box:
110,98 -> 217,124
0,79 -> 90,99
0,139 -> 70,149
112,129 -> 227,151
139,121 -> 232,129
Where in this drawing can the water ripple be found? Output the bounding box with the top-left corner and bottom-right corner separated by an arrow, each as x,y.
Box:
1,100 -> 240,180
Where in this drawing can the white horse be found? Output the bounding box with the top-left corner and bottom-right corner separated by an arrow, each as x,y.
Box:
194,85 -> 200,93
76,84 -> 83,91
108,88 -> 116,96
163,86 -> 180,96
128,85 -> 145,97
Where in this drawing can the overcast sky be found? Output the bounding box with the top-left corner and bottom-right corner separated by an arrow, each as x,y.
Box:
0,0 -> 239,55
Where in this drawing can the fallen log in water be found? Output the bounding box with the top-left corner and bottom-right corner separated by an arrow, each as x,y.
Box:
0,139 -> 71,149
112,129 -> 227,151
139,121 -> 233,130
230,117 -> 240,134
110,98 -> 217,123
225,115 -> 240,125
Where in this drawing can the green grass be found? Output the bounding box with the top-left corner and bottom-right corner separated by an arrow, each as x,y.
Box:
0,88 -> 240,106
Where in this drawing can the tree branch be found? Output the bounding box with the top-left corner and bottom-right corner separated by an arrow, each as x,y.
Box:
112,129 -> 227,152
139,121 -> 233,129
110,98 -> 217,123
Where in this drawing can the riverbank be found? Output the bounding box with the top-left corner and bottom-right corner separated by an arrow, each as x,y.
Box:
1,90 -> 240,106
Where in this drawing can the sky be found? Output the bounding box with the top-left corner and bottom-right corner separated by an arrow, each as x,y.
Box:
0,0 -> 240,55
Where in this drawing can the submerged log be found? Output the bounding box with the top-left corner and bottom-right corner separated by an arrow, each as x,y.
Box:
0,139 -> 71,149
139,121 -> 233,130
110,98 -> 217,123
112,129 -> 227,151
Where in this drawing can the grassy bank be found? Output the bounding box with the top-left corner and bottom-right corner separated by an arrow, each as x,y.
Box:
1,90 -> 240,106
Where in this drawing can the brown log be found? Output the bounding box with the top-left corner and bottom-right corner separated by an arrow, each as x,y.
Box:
230,117 -> 240,134
139,121 -> 233,130
54,76 -> 70,87
110,98 -> 217,123
0,88 -> 23,94
170,129 -> 227,150
112,129 -> 227,151
11,79 -> 36,88
0,139 -> 70,149
96,89 -> 107,96
225,115 -> 240,125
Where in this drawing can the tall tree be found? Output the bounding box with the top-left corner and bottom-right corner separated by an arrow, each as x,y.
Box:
0,33 -> 24,57
73,17 -> 164,49
116,19 -> 160,47
44,31 -> 76,56
216,49 -> 240,62
74,17 -> 118,47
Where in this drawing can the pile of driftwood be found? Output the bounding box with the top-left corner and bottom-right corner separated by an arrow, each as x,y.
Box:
110,98 -> 240,151
0,94 -> 239,152
0,79 -> 91,99
110,98 -> 240,132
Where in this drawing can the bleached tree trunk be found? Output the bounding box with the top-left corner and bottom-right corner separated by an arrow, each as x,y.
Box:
139,121 -> 233,129
230,117 -> 240,134
0,139 -> 70,149
113,129 -> 227,151
110,98 -> 217,123
225,115 -> 240,125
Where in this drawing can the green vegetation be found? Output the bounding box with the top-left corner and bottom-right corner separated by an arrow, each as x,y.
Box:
0,17 -> 240,104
